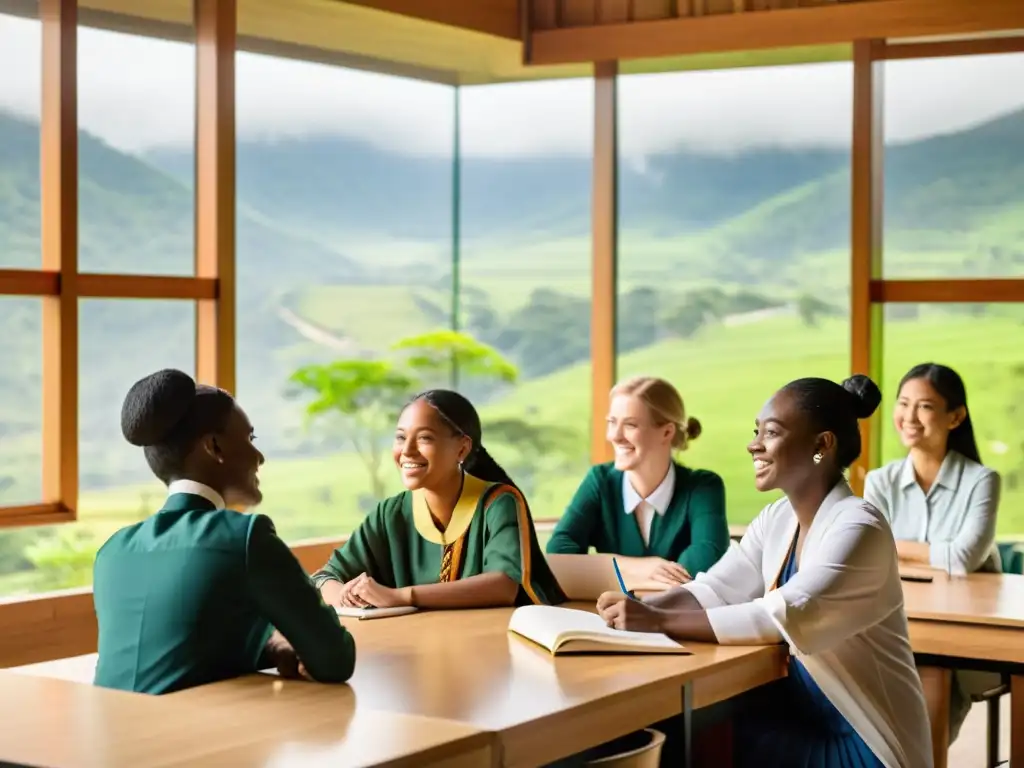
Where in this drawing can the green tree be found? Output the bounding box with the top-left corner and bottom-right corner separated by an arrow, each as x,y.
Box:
393,329 -> 519,389
290,331 -> 518,507
290,360 -> 415,501
24,528 -> 99,592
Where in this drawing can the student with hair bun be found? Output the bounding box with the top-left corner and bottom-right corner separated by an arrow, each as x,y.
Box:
93,369 -> 355,695
313,389 -> 564,609
546,376 -> 729,583
597,375 -> 932,768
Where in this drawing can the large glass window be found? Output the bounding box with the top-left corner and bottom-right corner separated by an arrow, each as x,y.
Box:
617,63 -> 853,524
880,303 -> 1024,535
459,80 -> 594,518
0,5 -> 41,269
78,24 -> 195,275
235,55 -> 455,541
883,53 -> 1024,278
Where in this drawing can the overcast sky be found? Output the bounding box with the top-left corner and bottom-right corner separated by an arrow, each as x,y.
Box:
2,13 -> 1023,160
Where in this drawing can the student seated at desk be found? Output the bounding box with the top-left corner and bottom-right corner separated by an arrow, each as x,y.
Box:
596,374 -> 933,768
546,376 -> 729,584
864,362 -> 1002,742
313,390 -> 564,609
93,369 -> 355,695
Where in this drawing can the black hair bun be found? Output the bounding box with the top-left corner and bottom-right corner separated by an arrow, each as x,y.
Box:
842,374 -> 882,420
121,369 -> 196,447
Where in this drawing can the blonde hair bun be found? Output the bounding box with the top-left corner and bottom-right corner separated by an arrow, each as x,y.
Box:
611,375 -> 700,452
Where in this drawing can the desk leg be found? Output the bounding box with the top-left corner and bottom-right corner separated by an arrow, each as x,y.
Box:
1012,675 -> 1024,768
918,665 -> 950,768
682,682 -> 693,768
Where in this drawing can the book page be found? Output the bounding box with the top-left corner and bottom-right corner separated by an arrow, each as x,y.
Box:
508,605 -> 687,652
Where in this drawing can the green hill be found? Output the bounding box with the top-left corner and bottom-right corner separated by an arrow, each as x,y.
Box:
0,104 -> 1023,595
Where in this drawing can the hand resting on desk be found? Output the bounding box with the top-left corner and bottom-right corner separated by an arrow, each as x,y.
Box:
322,572 -> 414,609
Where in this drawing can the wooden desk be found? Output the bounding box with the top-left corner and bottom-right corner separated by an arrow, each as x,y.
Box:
174,606 -> 784,768
9,606 -> 785,767
0,671 -> 495,767
903,572 -> 1024,767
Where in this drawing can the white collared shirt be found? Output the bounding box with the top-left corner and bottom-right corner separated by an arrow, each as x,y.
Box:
166,479 -> 225,511
622,464 -> 675,546
864,450 -> 1001,573
683,481 -> 933,768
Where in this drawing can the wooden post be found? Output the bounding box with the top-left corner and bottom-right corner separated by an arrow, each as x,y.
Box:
40,0 -> 78,520
195,0 -> 237,393
849,39 -> 884,494
591,61 -> 618,465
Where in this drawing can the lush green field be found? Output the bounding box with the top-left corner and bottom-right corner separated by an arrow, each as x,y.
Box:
3,306 -> 1020,597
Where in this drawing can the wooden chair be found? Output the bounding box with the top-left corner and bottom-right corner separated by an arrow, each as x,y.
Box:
585,729 -> 666,768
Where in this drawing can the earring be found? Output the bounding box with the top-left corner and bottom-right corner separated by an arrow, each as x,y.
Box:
458,460 -> 464,472
813,452 -> 823,465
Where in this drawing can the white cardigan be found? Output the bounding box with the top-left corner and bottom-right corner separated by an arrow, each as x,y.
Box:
683,481 -> 933,768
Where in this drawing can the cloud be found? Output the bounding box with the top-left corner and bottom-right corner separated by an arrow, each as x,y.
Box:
2,13 -> 1023,160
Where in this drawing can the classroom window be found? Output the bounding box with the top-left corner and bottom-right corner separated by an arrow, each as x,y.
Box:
235,54 -> 455,541
880,302 -> 1024,536
882,53 -> 1024,279
616,62 -> 853,524
77,21 -> 195,275
459,79 -> 594,519
0,6 -> 41,269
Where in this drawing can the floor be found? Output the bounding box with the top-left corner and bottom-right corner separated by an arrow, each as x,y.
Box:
950,697 -> 1010,767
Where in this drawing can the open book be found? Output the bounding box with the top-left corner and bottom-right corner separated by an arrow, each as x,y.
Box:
335,605 -> 418,620
508,605 -> 690,655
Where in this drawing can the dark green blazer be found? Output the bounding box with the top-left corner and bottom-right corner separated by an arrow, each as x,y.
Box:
545,462 -> 729,576
93,492 -> 355,694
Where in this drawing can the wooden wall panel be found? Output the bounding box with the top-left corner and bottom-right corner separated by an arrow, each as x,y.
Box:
632,0 -> 675,20
561,0 -> 597,26
531,0 -> 559,29
597,0 -> 631,23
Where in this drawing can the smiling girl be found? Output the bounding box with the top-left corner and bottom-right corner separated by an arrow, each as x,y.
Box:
546,376 -> 729,584
312,389 -> 564,609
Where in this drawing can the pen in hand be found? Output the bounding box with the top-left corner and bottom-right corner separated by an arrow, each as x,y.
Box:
612,556 -> 636,600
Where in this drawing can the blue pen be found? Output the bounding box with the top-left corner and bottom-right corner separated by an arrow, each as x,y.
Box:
611,557 -> 636,599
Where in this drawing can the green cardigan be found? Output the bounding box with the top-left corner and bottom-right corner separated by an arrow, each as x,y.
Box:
546,462 -> 729,576
93,493 -> 355,694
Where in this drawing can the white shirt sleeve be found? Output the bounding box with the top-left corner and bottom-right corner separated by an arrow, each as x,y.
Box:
863,471 -> 890,521
929,470 -> 1001,574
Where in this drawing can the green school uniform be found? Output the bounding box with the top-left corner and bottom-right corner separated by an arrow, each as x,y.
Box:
312,474 -> 565,606
546,462 -> 730,576
93,492 -> 355,694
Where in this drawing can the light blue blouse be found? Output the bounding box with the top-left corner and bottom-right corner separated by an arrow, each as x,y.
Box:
864,450 -> 1001,573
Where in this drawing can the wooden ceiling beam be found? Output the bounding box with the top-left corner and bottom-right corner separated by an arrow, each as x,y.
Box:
529,0 -> 1024,64
341,0 -> 521,40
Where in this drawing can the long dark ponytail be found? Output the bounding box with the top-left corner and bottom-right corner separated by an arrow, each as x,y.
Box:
898,363 -> 981,464
410,389 -> 520,490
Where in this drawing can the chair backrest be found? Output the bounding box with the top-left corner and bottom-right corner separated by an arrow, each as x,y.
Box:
585,729 -> 666,768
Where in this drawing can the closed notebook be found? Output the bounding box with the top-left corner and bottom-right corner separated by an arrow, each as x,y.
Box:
335,605 -> 419,620
508,605 -> 690,655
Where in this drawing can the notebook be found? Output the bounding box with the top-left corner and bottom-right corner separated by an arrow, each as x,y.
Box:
545,553 -> 669,600
507,605 -> 690,655
335,605 -> 419,620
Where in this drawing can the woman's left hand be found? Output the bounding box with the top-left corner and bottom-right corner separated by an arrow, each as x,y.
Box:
348,573 -> 413,608
596,592 -> 667,633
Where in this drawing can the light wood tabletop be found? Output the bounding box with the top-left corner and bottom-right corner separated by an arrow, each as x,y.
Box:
902,571 -> 1024,629
0,671 -> 495,768
171,605 -> 784,768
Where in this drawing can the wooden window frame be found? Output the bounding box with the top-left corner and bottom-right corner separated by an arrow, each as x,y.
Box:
0,0 -> 233,528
